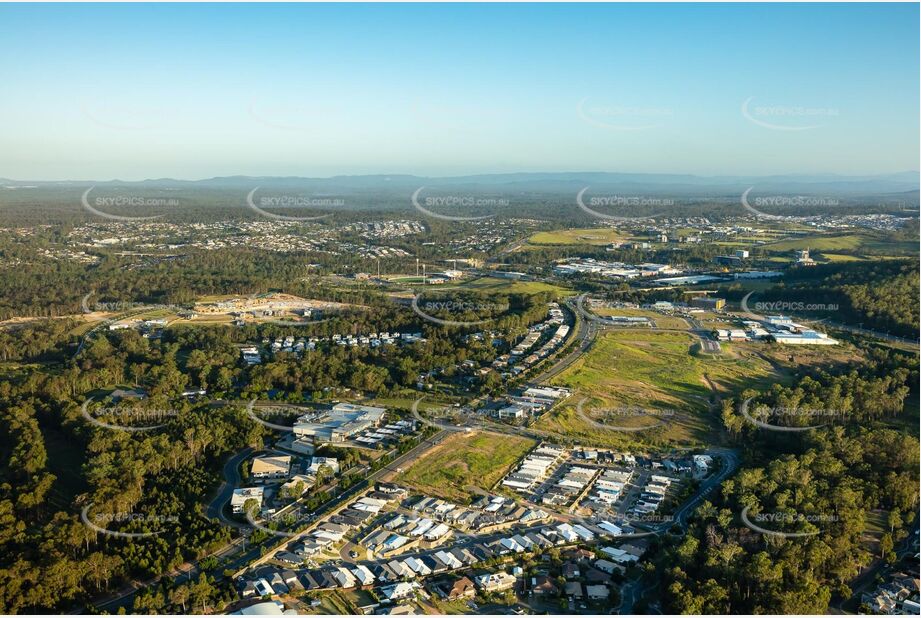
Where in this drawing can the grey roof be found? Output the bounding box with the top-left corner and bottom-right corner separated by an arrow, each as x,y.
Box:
300,572 -> 321,590
421,556 -> 443,572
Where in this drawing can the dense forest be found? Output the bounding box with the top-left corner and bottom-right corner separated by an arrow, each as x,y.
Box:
0,389 -> 261,612
660,347 -> 919,614
750,259 -> 919,338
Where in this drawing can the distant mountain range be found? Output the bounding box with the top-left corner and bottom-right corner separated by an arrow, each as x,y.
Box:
1,171 -> 918,199
2,173 -> 917,219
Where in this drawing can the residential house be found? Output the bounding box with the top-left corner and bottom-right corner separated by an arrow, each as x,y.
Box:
586,584 -> 610,601
564,581 -> 583,600
445,576 -> 476,600
379,582 -> 420,602
530,576 -> 559,597
474,572 -> 516,592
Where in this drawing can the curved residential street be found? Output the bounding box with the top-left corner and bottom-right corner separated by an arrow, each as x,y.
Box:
206,447 -> 254,527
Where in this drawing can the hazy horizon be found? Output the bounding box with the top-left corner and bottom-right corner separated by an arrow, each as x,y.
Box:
1,3 -> 918,181
3,170 -> 920,185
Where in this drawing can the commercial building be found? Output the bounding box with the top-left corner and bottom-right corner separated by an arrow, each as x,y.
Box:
231,487 -> 265,514
293,403 -> 386,443
251,455 -> 293,480
307,457 -> 340,475
691,297 -> 726,311
713,255 -> 743,267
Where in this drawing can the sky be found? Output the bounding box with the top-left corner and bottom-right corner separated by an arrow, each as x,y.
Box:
0,3 -> 918,181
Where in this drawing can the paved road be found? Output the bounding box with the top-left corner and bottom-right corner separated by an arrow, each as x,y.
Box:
669,448 -> 739,530
529,299 -> 600,384
575,295 -> 722,357
99,292 -> 737,610
246,429 -> 452,570
206,447 -> 255,525
93,534 -> 248,613
83,286 -> 896,611
613,451 -> 739,615
819,320 -> 919,347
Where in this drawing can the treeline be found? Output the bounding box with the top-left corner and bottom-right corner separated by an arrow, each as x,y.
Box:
721,346 -> 916,433
748,259 -> 919,338
1,285 -> 554,398
502,240 -> 746,269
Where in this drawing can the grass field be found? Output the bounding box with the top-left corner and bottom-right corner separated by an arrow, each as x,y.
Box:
736,340 -> 864,373
527,228 -> 626,246
396,431 -> 535,502
816,252 -> 867,263
763,234 -> 865,252
763,232 -> 918,256
537,330 -> 777,448
449,276 -> 574,296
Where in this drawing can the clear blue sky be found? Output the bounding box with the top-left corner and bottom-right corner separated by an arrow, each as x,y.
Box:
0,3 -> 917,180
